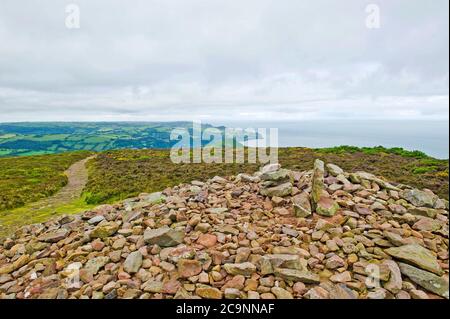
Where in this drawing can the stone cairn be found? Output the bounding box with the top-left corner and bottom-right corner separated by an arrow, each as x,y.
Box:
0,160 -> 448,299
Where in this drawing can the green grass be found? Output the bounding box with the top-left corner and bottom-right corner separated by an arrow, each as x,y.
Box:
0,196 -> 96,238
315,145 -> 429,158
0,151 -> 93,211
83,147 -> 449,205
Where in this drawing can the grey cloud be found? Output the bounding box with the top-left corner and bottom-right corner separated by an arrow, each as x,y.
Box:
0,0 -> 448,122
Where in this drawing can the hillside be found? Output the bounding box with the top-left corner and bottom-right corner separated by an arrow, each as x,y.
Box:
84,147 -> 449,205
0,122 -> 222,157
0,160 -> 448,299
0,147 -> 448,238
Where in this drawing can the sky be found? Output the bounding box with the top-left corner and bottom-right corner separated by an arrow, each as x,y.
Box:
0,0 -> 448,122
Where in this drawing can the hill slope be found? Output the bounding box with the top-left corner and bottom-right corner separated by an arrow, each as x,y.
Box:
84,147 -> 449,205
0,161 -> 448,299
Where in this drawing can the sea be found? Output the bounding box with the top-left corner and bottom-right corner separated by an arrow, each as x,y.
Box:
209,120 -> 449,159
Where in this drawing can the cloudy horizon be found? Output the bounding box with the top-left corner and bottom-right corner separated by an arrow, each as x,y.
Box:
0,0 -> 448,123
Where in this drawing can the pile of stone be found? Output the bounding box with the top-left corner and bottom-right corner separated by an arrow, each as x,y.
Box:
0,160 -> 448,299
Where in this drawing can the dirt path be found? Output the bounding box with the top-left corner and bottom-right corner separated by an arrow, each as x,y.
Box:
0,155 -> 96,237
27,155 -> 96,211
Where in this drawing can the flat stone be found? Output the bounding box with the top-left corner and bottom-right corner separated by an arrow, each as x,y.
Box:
260,182 -> 292,197
37,229 -> 69,243
143,226 -> 184,247
274,268 -> 320,284
87,215 -> 105,225
398,262 -> 449,299
223,262 -> 256,276
385,244 -> 443,275
412,217 -> 442,232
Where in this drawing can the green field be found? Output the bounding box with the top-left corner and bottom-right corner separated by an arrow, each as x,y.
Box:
0,122 -> 220,157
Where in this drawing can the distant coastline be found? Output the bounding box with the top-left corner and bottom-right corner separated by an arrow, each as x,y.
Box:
0,120 -> 448,159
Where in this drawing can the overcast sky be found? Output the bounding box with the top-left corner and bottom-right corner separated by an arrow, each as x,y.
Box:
0,0 -> 448,122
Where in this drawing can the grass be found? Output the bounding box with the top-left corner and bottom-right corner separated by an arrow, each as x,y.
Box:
83,147 -> 449,205
0,151 -> 93,211
0,196 -> 96,238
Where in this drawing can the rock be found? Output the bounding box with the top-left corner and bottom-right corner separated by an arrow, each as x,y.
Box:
330,271 -> 352,283
316,196 -> 340,217
90,222 -> 119,239
195,223 -> 211,232
410,289 -> 429,299
367,288 -> 387,299
37,229 -> 69,243
197,234 -> 217,248
143,280 -> 163,293
124,251 -> 143,274
237,174 -> 260,183
292,192 -> 312,218
87,215 -> 105,225
398,263 -> 449,299
196,285 -> 223,299
324,283 -> 358,299
260,254 -> 305,274
409,207 -> 439,218
143,226 -> 184,247
261,163 -> 281,174
224,288 -> 241,299
326,163 -> 344,176
84,256 -> 109,275
326,255 -> 345,270
274,268 -> 320,284
383,260 -> 403,294
282,227 -> 299,237
311,159 -> 325,205
247,291 -> 260,299
223,263 -> 256,276
412,217 -> 442,232
178,259 -> 202,278
400,189 -> 435,208
385,244 -> 443,275
304,287 -> 330,299
260,168 -> 290,183
271,287 -> 293,299
260,182 -> 292,197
